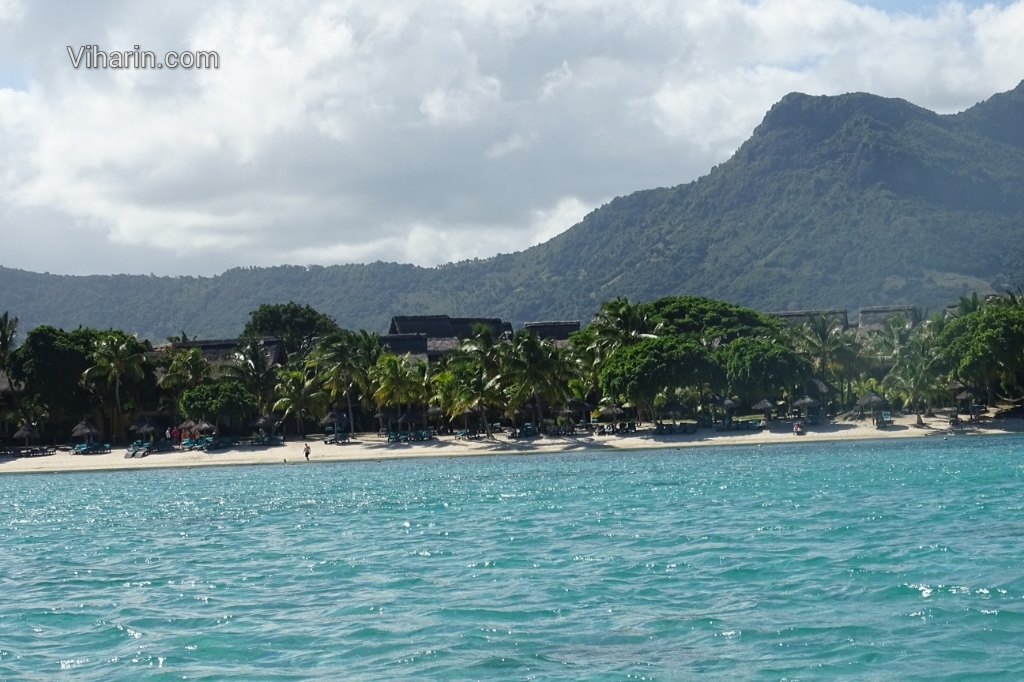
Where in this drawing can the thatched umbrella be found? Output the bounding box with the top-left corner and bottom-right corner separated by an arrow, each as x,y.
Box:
751,398 -> 774,420
252,413 -> 277,428
193,420 -> 215,433
13,424 -> 39,443
945,380 -> 967,393
177,419 -> 196,431
130,417 -> 158,436
136,421 -> 159,436
792,395 -> 819,421
71,420 -> 100,440
567,398 -> 591,412
857,390 -> 886,421
321,410 -> 345,434
426,405 -> 444,418
857,390 -> 886,408
955,389 -> 979,402
811,378 -> 837,395
721,398 -> 742,410
599,405 -> 625,419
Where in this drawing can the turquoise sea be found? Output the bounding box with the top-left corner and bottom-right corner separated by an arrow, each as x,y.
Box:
3,435 -> 1024,680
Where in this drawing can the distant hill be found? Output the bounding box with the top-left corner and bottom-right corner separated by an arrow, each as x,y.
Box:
3,81 -> 1024,339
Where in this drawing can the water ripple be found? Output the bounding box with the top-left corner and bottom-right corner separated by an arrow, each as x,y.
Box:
3,436 -> 1024,678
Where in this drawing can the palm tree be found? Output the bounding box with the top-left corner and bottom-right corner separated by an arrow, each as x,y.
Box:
223,339 -> 280,415
497,331 -> 574,427
790,315 -> 861,407
309,330 -> 381,432
882,352 -> 942,426
589,297 -> 659,359
82,333 -> 146,418
0,312 -> 18,407
369,353 -> 422,426
273,364 -> 327,437
957,292 -> 983,316
161,347 -> 212,391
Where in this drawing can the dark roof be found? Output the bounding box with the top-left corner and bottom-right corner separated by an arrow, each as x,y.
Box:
380,333 -> 428,356
523,321 -> 581,340
388,315 -> 511,339
162,337 -> 285,366
771,309 -> 850,329
857,306 -> 919,331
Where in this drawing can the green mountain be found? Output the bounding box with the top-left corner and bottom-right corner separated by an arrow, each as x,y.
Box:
4,81 -> 1024,339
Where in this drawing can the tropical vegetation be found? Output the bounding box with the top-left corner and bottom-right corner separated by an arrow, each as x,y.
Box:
2,290 -> 1023,447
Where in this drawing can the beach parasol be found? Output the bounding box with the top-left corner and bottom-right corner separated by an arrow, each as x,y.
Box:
321,410 -> 345,425
251,414 -> 279,430
811,378 -> 837,395
426,405 -> 444,418
661,396 -> 683,413
599,405 -> 625,418
71,420 -> 100,439
136,421 -> 159,436
751,399 -> 774,412
955,389 -> 979,401
567,398 -> 591,412
945,380 -> 967,393
857,390 -> 886,408
721,398 -> 742,410
193,420 -> 215,433
130,417 -> 158,435
13,424 -> 39,442
177,419 -> 196,431
792,396 -> 819,408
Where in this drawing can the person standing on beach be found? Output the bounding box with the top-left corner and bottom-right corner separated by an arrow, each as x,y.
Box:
303,443 -> 311,460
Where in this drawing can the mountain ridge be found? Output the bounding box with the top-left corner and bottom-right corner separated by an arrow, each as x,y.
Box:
3,80 -> 1024,339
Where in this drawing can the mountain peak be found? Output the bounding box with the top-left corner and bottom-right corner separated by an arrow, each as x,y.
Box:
956,80 -> 1024,147
755,91 -> 933,138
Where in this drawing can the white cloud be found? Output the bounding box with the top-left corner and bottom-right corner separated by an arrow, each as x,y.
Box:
0,0 -> 1021,276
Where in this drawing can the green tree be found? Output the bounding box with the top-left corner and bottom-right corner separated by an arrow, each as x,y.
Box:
223,339 -> 280,414
589,297 -> 660,360
939,305 -> 1024,404
0,312 -> 18,411
8,326 -> 100,421
715,337 -> 810,402
648,296 -> 784,344
496,330 -> 573,427
273,365 -> 327,436
369,353 -> 422,422
309,329 -> 382,431
599,336 -> 713,421
81,333 -> 149,441
161,347 -> 213,391
179,381 -> 257,426
242,302 -> 339,358
82,332 -> 148,418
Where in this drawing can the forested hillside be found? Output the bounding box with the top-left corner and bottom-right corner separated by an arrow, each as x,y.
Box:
3,81 -> 1024,339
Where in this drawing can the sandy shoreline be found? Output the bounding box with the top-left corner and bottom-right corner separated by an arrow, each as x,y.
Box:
3,413 -> 1023,475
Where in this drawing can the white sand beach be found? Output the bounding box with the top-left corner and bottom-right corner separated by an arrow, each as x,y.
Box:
3,412 -> 1023,475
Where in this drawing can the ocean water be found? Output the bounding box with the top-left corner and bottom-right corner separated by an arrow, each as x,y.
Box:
3,436 -> 1024,680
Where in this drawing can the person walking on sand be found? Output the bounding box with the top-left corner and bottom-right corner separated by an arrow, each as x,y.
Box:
303,443 -> 311,460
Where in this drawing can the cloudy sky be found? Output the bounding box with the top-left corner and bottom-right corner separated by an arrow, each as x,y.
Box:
0,0 -> 1021,276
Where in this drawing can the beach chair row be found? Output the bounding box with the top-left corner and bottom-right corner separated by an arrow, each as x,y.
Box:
389,429 -> 433,443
